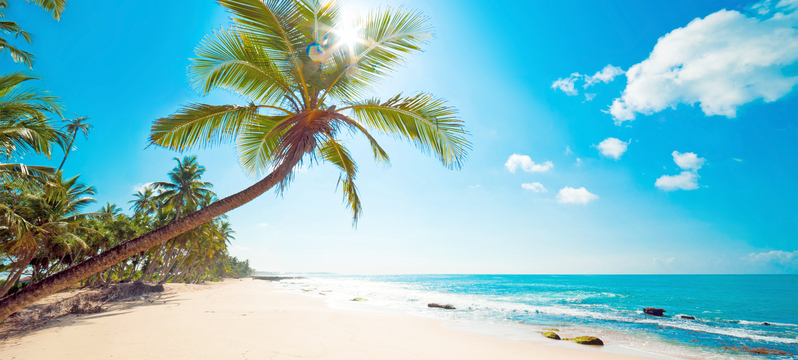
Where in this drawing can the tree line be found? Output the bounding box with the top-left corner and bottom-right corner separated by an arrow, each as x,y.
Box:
0,0 -> 253,298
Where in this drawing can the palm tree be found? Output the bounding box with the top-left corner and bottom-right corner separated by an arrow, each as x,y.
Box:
0,0 -> 67,67
56,115 -> 92,172
0,0 -> 469,318
129,185 -> 158,216
0,173 -> 95,296
153,156 -> 213,221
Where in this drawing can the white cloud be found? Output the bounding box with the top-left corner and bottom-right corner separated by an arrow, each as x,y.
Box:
575,158 -> 583,166
596,138 -> 630,160
469,184 -> 481,189
584,65 -> 625,87
672,151 -> 705,170
746,250 -> 798,267
505,154 -> 554,173
556,187 -> 598,204
584,93 -> 596,102
258,223 -> 268,227
132,182 -> 154,194
733,158 -> 743,162
551,73 -> 580,96
521,182 -> 547,193
565,146 -> 573,155
655,171 -> 700,191
609,6 -> 798,124
653,257 -> 676,266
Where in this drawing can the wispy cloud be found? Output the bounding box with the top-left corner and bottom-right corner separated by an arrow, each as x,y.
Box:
521,182 -> 547,193
584,65 -> 624,88
744,250 -> 798,272
258,223 -> 268,227
551,73 -> 580,96
132,182 -> 154,194
505,154 -> 553,173
656,151 -> 706,191
468,184 -> 481,189
552,64 -> 625,97
556,187 -> 598,204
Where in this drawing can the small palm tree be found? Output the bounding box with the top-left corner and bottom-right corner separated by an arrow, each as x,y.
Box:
0,0 -> 66,67
57,115 -> 92,172
0,0 -> 469,318
129,185 -> 158,216
153,156 -> 213,221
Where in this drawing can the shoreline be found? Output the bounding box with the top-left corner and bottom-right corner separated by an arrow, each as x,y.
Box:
1,279 -> 661,360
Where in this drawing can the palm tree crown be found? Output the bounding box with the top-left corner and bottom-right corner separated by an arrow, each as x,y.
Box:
57,115 -> 92,171
150,0 -> 470,223
152,156 -> 213,221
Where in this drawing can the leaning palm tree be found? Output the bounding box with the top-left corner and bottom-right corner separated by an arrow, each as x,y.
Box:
56,115 -> 92,171
0,0 -> 469,318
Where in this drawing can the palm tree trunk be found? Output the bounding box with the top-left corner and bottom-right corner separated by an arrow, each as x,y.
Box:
0,251 -> 36,297
0,160 -> 294,319
161,240 -> 197,285
136,245 -> 165,283
56,131 -> 77,172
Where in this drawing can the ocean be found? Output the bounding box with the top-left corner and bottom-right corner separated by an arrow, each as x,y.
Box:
278,275 -> 798,359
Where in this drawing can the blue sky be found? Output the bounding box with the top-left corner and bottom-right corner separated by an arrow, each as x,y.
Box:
5,0 -> 797,274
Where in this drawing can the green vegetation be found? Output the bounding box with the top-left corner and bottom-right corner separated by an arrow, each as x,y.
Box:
0,0 -> 469,319
566,336 -> 604,345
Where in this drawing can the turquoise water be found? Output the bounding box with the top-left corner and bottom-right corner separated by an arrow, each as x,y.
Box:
302,275 -> 798,359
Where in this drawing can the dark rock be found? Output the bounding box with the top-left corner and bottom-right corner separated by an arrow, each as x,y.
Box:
680,315 -> 696,320
428,303 -> 456,310
542,332 -> 561,340
644,307 -> 666,316
570,336 -> 604,345
762,322 -> 771,326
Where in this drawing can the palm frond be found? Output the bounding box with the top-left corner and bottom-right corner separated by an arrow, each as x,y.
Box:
236,114 -> 292,176
190,27 -> 298,105
28,0 -> 66,20
316,137 -> 361,223
342,92 -> 469,169
149,103 -> 259,151
0,37 -> 33,67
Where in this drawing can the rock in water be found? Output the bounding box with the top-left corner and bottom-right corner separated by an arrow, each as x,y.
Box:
571,336 -> 604,345
644,307 -> 666,316
542,332 -> 561,340
762,322 -> 771,326
427,303 -> 456,310
680,315 -> 696,320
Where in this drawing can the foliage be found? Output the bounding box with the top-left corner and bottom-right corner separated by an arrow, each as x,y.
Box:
151,0 -> 470,224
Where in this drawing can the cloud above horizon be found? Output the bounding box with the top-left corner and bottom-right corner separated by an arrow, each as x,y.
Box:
505,154 -> 554,173
608,3 -> 798,124
552,65 -> 624,97
522,182 -> 547,192
656,151 -> 706,191
132,182 -> 154,194
556,187 -> 598,204
596,138 -> 629,160
745,250 -> 798,272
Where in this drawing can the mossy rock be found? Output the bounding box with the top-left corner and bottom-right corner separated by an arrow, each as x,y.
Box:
542,332 -> 561,340
543,328 -> 560,331
350,297 -> 367,301
570,336 -> 604,345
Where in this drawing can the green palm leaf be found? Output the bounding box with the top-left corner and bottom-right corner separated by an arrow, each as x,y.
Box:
343,92 -> 469,169
316,137 -> 361,223
150,103 -> 260,151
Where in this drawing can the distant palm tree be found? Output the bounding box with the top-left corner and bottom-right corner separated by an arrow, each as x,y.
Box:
153,156 -> 213,221
0,0 -> 67,67
57,115 -> 92,172
98,202 -> 122,219
129,185 -> 158,216
0,0 -> 470,318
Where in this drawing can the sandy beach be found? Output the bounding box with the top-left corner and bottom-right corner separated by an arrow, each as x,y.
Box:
0,279 -> 662,360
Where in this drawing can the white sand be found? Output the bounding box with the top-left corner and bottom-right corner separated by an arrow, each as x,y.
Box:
0,279 -> 658,360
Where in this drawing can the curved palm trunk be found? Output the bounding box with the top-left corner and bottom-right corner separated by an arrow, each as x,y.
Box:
160,239 -> 197,285
0,251 -> 36,297
57,130 -> 77,172
0,160 -> 294,319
